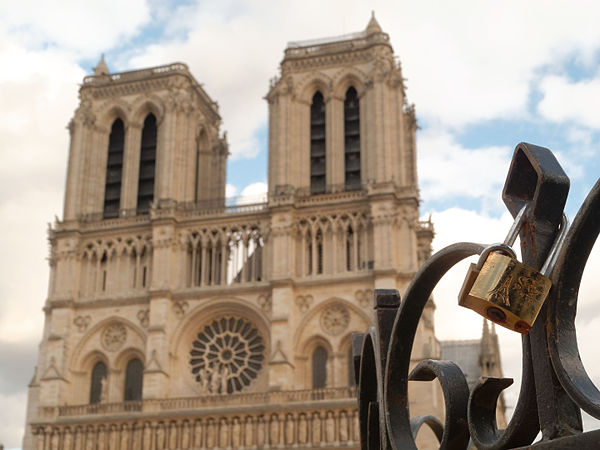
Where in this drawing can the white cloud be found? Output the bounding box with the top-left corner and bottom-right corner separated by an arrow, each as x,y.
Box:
236,182 -> 267,204
0,391 -> 28,448
0,0 -> 151,55
225,183 -> 238,198
538,74 -> 600,129
418,129 -> 511,210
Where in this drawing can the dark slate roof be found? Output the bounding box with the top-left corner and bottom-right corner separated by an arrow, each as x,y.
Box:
440,339 -> 481,390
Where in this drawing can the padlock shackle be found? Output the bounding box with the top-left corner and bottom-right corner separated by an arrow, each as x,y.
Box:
541,213 -> 569,277
475,243 -> 517,270
503,203 -> 530,247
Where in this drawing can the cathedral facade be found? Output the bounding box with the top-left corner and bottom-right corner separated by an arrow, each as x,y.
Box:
23,16 -> 502,450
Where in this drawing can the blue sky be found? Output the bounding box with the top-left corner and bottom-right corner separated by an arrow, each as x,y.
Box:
3,0 -> 600,447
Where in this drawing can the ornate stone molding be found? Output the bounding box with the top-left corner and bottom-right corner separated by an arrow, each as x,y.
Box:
73,315 -> 91,332
137,309 -> 149,328
101,323 -> 127,352
295,295 -> 313,313
320,303 -> 350,336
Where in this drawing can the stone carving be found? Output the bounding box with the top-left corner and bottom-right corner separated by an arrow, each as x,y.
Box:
100,376 -> 108,403
73,315 -> 91,332
320,303 -> 350,336
33,409 -> 359,448
101,322 -> 127,352
190,316 -> 265,394
173,300 -> 189,319
257,294 -> 272,313
355,289 -> 373,308
295,294 -> 313,313
137,309 -> 149,328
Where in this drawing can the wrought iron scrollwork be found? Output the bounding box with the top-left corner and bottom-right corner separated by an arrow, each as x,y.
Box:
354,143 -> 600,448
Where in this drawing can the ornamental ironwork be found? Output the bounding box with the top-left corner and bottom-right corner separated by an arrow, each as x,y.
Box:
353,143 -> 600,448
190,316 -> 265,394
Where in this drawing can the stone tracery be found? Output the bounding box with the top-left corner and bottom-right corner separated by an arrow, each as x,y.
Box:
190,316 -> 265,394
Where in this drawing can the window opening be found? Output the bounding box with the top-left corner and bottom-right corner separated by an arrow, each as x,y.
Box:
312,346 -> 328,389
89,361 -> 107,404
344,87 -> 361,190
103,119 -> 125,219
310,92 -> 326,194
124,358 -> 144,401
137,114 -> 157,214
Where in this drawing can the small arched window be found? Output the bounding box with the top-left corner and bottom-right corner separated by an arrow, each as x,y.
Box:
103,118 -> 125,218
312,346 -> 328,389
124,358 -> 144,401
137,113 -> 157,214
90,361 -> 107,404
344,87 -> 361,190
310,92 -> 326,194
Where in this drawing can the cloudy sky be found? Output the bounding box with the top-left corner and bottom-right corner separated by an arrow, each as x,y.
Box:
2,0 -> 600,447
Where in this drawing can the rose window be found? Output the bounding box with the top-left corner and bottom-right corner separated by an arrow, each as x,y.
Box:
190,316 -> 265,394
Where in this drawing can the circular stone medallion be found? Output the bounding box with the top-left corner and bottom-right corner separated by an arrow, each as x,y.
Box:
320,304 -> 350,335
101,322 -> 127,352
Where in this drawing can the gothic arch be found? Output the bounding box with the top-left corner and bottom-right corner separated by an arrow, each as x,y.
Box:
69,316 -> 147,373
292,296 -> 371,350
297,72 -> 333,104
97,100 -> 131,132
169,297 -> 271,396
293,297 -> 371,388
332,68 -> 368,99
130,95 -> 165,127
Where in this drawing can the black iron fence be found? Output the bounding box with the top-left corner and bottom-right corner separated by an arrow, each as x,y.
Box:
353,143 -> 600,449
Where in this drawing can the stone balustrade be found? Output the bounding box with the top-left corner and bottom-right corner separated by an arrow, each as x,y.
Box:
39,387 -> 356,419
32,388 -> 359,450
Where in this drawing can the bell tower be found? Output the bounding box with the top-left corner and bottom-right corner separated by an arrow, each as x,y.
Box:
263,14 -> 436,397
266,12 -> 418,198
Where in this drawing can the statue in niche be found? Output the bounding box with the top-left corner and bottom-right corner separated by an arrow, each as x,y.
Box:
244,417 -> 254,447
100,376 -> 108,403
298,414 -> 308,444
312,413 -> 322,444
181,421 -> 190,449
193,420 -> 203,448
120,424 -> 130,450
36,429 -> 44,450
168,422 -> 178,449
326,411 -> 335,442
256,416 -> 266,446
155,423 -> 165,450
198,367 -> 210,394
339,412 -> 349,441
142,423 -> 152,450
232,417 -> 241,447
285,415 -> 295,445
97,427 -> 106,450
220,365 -> 230,394
50,431 -> 59,450
206,419 -> 215,448
219,418 -> 229,448
269,414 -> 280,445
132,424 -> 142,449
209,365 -> 221,394
109,425 -> 119,449
84,429 -> 94,450
63,429 -> 72,450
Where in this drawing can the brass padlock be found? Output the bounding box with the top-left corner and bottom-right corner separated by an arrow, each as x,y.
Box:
458,206 -> 568,334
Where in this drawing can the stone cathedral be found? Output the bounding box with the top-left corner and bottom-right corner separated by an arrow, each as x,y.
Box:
23,15 -> 504,450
